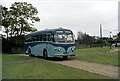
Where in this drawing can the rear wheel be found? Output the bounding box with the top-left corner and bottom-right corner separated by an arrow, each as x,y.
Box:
43,51 -> 48,59
63,56 -> 68,59
28,49 -> 34,57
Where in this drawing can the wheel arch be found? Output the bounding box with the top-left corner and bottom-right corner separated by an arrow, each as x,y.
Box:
26,46 -> 32,54
43,48 -> 48,59
43,48 -> 48,55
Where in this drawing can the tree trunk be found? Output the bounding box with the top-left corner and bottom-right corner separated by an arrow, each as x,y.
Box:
20,21 -> 23,36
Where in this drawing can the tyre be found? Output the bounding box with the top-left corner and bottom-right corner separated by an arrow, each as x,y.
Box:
28,49 -> 34,57
43,51 -> 48,59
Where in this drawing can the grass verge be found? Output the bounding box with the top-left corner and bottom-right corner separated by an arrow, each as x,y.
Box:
74,47 -> 118,66
2,54 -> 33,62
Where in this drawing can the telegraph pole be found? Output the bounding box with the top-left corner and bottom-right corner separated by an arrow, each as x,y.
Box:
110,32 -> 112,49
100,24 -> 102,48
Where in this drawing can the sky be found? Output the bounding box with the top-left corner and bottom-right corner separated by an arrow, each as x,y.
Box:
1,0 -> 119,38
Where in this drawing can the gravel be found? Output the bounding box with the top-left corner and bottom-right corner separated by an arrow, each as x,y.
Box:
53,59 -> 119,79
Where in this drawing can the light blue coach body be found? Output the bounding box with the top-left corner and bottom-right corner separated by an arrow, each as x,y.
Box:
25,28 -> 75,59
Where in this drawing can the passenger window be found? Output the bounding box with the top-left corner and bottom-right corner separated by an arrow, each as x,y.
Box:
39,35 -> 42,41
36,35 -> 39,41
47,34 -> 52,41
43,34 -> 46,41
32,36 -> 36,41
29,37 -> 32,42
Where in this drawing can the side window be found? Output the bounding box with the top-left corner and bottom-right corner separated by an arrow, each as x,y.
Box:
47,34 -> 52,41
29,37 -> 32,42
25,37 -> 32,42
52,34 -> 55,42
36,35 -> 39,41
43,34 -> 46,41
32,36 -> 36,41
39,34 -> 43,41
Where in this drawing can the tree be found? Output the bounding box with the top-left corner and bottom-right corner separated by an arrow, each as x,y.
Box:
82,34 -> 94,47
1,6 -> 10,40
77,31 -> 85,44
10,2 -> 40,37
1,3 -> 40,53
77,31 -> 97,47
1,2 -> 40,37
116,32 -> 120,40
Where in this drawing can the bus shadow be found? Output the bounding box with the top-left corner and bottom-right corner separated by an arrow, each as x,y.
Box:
35,56 -> 74,61
51,57 -> 74,61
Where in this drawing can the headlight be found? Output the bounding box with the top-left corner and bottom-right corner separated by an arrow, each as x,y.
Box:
55,47 -> 61,51
58,48 -> 61,51
71,48 -> 74,51
71,47 -> 75,51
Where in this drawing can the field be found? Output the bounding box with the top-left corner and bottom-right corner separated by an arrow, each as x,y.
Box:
74,46 -> 118,66
2,54 -> 109,79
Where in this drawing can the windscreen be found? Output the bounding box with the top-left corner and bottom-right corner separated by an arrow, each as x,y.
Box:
54,31 -> 74,43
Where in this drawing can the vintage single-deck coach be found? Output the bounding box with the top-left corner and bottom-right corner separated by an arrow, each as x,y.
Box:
25,27 -> 75,59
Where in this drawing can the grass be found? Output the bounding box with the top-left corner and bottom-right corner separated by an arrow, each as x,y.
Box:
74,46 -> 118,66
2,54 -> 33,62
2,54 -> 109,79
75,46 -> 110,54
0,53 -> 2,62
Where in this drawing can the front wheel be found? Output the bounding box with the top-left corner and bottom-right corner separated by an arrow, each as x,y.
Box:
43,51 -> 48,59
28,49 -> 34,57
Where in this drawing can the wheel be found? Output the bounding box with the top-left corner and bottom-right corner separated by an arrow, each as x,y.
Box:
28,49 -> 34,57
43,51 -> 48,59
63,56 -> 68,59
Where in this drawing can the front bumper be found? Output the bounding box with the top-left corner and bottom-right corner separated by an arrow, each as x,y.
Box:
54,53 -> 75,57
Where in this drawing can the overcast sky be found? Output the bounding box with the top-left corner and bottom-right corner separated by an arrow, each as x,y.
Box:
1,0 -> 119,38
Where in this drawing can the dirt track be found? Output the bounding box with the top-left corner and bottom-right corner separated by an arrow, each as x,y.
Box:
53,59 -> 118,79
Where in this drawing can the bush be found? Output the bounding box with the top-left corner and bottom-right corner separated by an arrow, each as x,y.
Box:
2,35 -> 25,53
